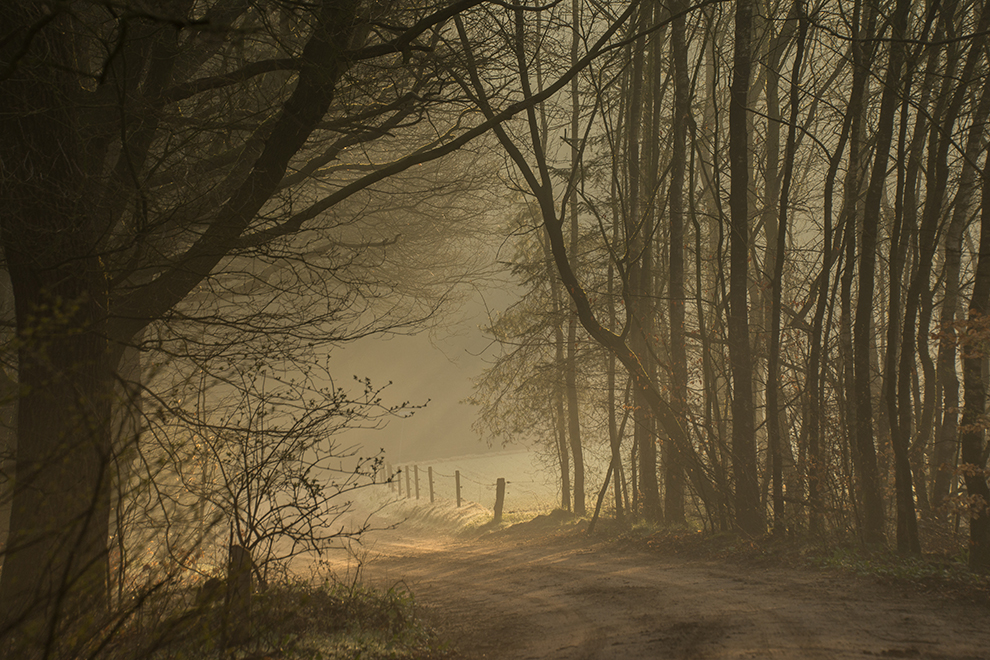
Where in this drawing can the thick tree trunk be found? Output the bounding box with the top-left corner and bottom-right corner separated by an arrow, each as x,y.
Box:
0,9 -> 115,645
0,261 -> 113,651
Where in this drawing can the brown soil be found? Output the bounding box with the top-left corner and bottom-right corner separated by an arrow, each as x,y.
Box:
341,516 -> 990,660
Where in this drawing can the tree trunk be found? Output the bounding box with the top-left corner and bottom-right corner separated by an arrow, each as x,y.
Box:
959,145 -> 990,572
768,0 -> 807,535
666,0 -> 689,525
549,249 -> 572,511
853,0 -> 900,546
934,62 -> 990,509
627,2 -> 661,522
728,0 -> 763,536
0,9 -> 115,644
0,260 -> 113,651
565,0 -> 586,517
884,37 -> 930,555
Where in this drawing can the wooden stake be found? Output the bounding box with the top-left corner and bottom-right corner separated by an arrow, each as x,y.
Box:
455,470 -> 462,507
494,477 -> 506,524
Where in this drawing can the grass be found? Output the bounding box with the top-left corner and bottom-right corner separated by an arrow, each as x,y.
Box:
599,521 -> 990,604
808,544 -> 990,600
100,578 -> 453,660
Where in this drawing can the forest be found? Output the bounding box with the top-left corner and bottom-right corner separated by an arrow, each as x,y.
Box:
1,0 -> 989,657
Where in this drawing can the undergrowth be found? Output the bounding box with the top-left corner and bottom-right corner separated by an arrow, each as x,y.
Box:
105,578 -> 452,660
609,523 -> 990,604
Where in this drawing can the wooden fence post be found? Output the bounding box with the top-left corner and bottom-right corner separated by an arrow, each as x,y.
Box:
494,477 -> 506,524
405,467 -> 411,498
414,465 -> 420,500
224,544 -> 253,647
428,466 -> 435,503
455,470 -> 462,507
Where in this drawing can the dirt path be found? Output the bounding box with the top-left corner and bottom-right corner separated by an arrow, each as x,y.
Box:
340,519 -> 990,660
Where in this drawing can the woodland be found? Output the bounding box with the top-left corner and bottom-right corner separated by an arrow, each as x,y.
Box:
0,0 -> 989,657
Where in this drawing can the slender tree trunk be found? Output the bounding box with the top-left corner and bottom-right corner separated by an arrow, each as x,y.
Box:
854,0 -> 908,546
897,4 -> 984,552
884,34 -> 931,555
534,8 -> 570,514
959,138 -> 990,572
566,310 -> 584,515
566,0 -> 586,517
807,60 -> 853,534
549,235 -> 572,512
768,0 -> 807,535
934,60 -> 990,509
728,0 -> 763,536
555,379 -> 572,511
627,2 -> 661,522
763,13 -> 784,535
666,0 -> 690,525
608,84 -> 627,522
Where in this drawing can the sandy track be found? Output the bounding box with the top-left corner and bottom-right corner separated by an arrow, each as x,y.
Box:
343,522 -> 990,660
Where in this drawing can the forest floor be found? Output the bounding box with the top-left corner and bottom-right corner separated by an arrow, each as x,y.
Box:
328,505 -> 990,660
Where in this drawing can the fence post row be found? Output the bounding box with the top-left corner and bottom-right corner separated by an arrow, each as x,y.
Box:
390,464 -> 502,514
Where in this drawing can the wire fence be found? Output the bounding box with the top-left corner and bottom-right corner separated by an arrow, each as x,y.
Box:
383,450 -> 559,512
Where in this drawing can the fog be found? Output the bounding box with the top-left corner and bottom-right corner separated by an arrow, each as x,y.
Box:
321,261 -> 515,464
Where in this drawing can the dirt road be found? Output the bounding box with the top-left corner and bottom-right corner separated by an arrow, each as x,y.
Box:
346,516 -> 990,660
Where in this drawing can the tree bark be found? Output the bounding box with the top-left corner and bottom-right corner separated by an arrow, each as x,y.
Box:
768,0 -> 807,535
566,0 -> 586,516
666,0 -> 690,525
934,62 -> 990,509
0,8 -> 115,645
959,142 -> 990,572
728,0 -> 763,536
854,0 -> 905,546
627,2 -> 661,522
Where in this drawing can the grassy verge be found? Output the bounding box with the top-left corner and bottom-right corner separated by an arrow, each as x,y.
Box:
601,523 -> 990,604
104,578 -> 452,660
